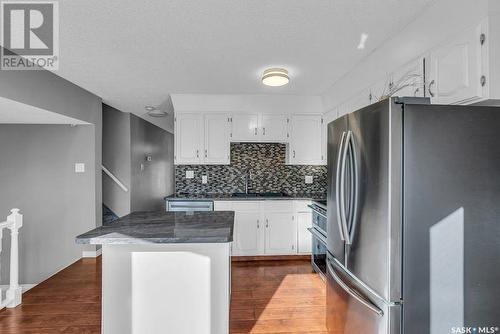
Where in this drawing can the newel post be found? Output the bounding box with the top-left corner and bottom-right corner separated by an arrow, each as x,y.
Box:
6,208 -> 22,308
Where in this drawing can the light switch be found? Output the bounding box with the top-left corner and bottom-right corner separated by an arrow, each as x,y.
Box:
305,175 -> 313,184
186,170 -> 194,179
202,175 -> 208,184
75,163 -> 85,173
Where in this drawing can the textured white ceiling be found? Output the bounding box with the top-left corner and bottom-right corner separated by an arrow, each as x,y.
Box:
54,0 -> 434,117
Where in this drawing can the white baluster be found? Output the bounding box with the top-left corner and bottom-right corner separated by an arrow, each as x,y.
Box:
6,208 -> 22,308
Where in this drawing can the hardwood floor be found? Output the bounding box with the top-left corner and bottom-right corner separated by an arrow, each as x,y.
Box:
0,257 -> 327,333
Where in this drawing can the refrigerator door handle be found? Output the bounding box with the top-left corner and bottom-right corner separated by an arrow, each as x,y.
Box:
346,131 -> 359,245
327,259 -> 384,317
340,131 -> 352,244
336,131 -> 347,241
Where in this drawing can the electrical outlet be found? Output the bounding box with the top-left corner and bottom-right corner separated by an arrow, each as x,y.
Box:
186,170 -> 194,179
75,163 -> 85,173
305,175 -> 313,184
202,175 -> 208,184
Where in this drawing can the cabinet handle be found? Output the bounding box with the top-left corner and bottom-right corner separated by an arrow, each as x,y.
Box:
257,219 -> 260,229
254,128 -> 257,136
266,219 -> 269,228
293,150 -> 296,158
292,245 -> 294,250
196,150 -> 199,158
428,80 -> 435,97
204,149 -> 207,158
263,127 -> 266,136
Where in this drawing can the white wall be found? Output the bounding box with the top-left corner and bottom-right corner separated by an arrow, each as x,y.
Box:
171,94 -> 323,115
321,0 -> 494,111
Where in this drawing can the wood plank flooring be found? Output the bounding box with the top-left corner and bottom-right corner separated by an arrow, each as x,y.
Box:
0,257 -> 327,333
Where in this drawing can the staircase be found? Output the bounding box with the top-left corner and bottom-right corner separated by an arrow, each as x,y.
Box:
102,204 -> 119,225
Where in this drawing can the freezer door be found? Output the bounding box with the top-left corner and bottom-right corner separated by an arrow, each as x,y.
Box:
402,104 -> 500,333
327,116 -> 348,263
326,255 -> 400,334
343,99 -> 403,302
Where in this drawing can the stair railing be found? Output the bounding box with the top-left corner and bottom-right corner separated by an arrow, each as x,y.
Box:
102,165 -> 128,192
0,209 -> 23,310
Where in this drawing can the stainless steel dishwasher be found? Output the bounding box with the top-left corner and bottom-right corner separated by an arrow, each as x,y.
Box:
166,200 -> 214,212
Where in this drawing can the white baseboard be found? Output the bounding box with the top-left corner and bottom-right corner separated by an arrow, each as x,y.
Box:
0,284 -> 36,294
82,248 -> 102,258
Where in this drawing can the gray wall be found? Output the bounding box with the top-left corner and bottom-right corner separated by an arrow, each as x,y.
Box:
102,108 -> 174,216
102,105 -> 131,217
0,46 -> 102,285
0,125 -> 95,284
0,50 -> 103,230
130,114 -> 175,212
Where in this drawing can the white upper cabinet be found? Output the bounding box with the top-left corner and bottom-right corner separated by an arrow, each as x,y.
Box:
204,113 -> 230,164
289,115 -> 323,165
175,112 -> 230,165
231,114 -> 259,141
175,113 -> 202,164
427,22 -> 486,105
260,114 -> 288,142
231,113 -> 287,142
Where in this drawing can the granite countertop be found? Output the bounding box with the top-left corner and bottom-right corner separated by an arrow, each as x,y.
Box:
165,192 -> 327,202
75,211 -> 234,245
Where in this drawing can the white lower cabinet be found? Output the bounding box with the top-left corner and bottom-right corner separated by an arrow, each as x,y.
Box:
233,211 -> 263,255
264,212 -> 295,254
214,200 -> 312,256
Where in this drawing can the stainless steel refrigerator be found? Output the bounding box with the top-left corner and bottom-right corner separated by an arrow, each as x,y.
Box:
326,97 -> 500,334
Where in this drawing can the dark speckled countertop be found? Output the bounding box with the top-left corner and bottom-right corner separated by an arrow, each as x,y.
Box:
75,211 -> 234,245
165,192 -> 326,202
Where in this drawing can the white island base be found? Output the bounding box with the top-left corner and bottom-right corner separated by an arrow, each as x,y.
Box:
102,243 -> 231,334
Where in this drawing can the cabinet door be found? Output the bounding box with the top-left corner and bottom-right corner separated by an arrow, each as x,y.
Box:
204,113 -> 230,164
261,114 -> 287,142
175,113 -> 202,164
428,23 -> 483,104
231,114 -> 259,141
233,211 -> 264,256
264,212 -> 296,255
289,115 -> 323,165
296,211 -> 312,254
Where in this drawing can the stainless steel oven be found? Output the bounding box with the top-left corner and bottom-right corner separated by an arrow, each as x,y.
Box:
308,200 -> 328,280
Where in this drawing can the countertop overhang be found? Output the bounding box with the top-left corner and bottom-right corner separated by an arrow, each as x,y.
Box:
76,211 -> 234,245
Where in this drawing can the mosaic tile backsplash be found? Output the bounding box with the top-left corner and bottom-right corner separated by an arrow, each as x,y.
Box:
175,143 -> 327,195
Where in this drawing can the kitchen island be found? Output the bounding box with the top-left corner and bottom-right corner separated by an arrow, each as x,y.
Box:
76,211 -> 234,334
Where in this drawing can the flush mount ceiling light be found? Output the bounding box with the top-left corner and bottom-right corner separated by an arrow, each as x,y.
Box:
144,105 -> 168,117
262,68 -> 289,87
